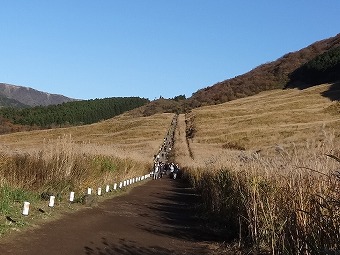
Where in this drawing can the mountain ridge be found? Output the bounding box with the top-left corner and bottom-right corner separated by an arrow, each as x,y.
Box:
0,83 -> 76,107
1,33 -> 339,115
188,33 -> 340,106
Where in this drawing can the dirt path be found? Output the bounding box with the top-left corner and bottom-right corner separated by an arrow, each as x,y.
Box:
0,177 -> 218,255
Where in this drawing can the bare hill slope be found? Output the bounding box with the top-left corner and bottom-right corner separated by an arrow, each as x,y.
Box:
0,112 -> 174,163
174,83 -> 340,167
0,83 -> 75,107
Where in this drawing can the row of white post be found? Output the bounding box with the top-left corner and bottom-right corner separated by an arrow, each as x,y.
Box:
22,174 -> 151,216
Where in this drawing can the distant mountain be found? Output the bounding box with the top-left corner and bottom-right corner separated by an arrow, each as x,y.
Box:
0,93 -> 28,108
188,33 -> 340,107
0,83 -> 76,107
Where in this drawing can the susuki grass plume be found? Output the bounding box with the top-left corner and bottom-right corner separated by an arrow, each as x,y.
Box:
0,134 -> 151,197
182,132 -> 340,254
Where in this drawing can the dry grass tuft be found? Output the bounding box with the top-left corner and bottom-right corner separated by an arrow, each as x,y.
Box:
186,84 -> 340,155
174,84 -> 340,253
0,112 -> 175,236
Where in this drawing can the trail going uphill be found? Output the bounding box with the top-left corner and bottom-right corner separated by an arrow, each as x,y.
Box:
0,114 -> 223,254
0,178 -> 215,255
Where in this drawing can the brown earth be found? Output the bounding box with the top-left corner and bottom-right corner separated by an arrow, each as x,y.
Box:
0,177 -> 226,255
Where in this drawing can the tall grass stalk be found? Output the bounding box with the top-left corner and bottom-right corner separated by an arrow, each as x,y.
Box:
0,134 -> 151,199
181,133 -> 340,254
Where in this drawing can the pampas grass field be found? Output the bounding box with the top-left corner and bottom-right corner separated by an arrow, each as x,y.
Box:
0,82 -> 339,253
0,112 -> 174,236
174,84 -> 340,254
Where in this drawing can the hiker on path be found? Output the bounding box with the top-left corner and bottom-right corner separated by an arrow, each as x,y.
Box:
153,162 -> 160,179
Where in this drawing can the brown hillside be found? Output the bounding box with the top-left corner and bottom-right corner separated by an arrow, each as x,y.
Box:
189,33 -> 340,107
0,112 -> 174,163
174,83 -> 340,168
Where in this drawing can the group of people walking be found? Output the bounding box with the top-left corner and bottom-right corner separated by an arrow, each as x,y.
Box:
152,161 -> 181,180
152,115 -> 181,180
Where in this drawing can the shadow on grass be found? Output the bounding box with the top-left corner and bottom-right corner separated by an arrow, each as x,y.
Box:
285,81 -> 340,101
321,82 -> 340,101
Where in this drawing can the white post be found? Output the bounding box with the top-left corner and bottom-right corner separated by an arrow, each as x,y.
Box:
113,183 -> 117,190
69,192 -> 75,202
106,185 -> 110,192
119,182 -> 122,188
97,187 -> 102,196
123,180 -> 126,187
87,188 -> 92,195
49,196 -> 55,207
22,201 -> 30,216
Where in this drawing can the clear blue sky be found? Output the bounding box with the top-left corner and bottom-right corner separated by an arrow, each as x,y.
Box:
0,1 -> 339,100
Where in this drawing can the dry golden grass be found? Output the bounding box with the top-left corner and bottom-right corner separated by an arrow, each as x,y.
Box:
175,84 -> 340,168
1,83 -> 339,252
0,111 -> 176,237
0,112 -> 175,191
0,112 -> 174,163
173,83 -> 340,253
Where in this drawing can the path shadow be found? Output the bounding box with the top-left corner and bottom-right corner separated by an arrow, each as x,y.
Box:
84,238 -> 179,255
139,181 -> 222,242
83,179 -> 224,254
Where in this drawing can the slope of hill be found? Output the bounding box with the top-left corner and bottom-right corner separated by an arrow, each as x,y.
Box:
287,46 -> 340,88
0,94 -> 28,108
0,83 -> 76,107
0,83 -> 339,254
172,83 -> 340,254
0,112 -> 174,163
189,33 -> 340,107
174,83 -> 340,166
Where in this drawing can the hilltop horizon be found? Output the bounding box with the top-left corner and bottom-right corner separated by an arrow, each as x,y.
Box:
1,2 -> 340,100
1,32 -> 340,107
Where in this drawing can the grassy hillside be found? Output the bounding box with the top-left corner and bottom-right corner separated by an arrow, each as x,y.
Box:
173,83 -> 340,253
0,112 -> 174,162
0,111 -> 175,236
199,84 -> 338,152
1,81 -> 339,252
174,83 -> 340,167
